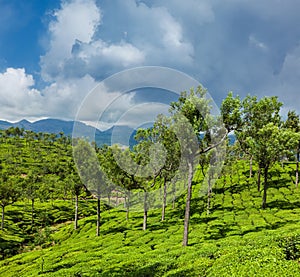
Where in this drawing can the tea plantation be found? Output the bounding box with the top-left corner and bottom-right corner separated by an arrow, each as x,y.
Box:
1,161 -> 300,276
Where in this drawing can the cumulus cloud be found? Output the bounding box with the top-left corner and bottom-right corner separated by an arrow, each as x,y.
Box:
0,67 -> 100,121
40,0 -> 194,81
67,39 -> 145,79
40,0 -> 101,81
0,68 -> 42,120
1,0 -> 300,123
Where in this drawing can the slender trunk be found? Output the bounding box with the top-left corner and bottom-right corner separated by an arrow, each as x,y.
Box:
207,177 -> 211,215
161,177 -> 167,221
143,192 -> 148,231
126,194 -> 130,221
257,168 -> 261,192
182,161 -> 193,246
1,205 -> 4,230
74,194 -> 78,230
116,191 -> 119,206
41,257 -> 44,274
262,167 -> 268,209
96,196 -> 100,236
249,156 -> 253,178
296,151 -> 299,188
31,198 -> 35,228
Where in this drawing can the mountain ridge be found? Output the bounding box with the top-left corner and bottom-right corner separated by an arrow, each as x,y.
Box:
0,118 -> 136,146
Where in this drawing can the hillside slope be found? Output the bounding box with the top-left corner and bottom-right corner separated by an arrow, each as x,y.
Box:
1,161 -> 300,276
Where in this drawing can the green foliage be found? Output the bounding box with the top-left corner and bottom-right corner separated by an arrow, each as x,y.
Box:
0,159 -> 300,276
279,234 -> 300,261
3,90 -> 300,276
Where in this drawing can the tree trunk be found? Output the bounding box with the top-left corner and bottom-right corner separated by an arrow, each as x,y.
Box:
296,151 -> 299,188
257,168 -> 261,192
161,177 -> 167,221
74,194 -> 78,230
143,192 -> 148,231
207,178 -> 212,215
182,161 -> 193,246
31,198 -> 35,228
172,182 -> 176,209
126,196 -> 130,221
262,167 -> 268,209
1,205 -> 4,230
96,196 -> 100,236
249,156 -> 253,178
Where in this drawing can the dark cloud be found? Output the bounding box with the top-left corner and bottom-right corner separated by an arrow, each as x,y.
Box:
1,0 -> 299,122
41,0 -> 300,108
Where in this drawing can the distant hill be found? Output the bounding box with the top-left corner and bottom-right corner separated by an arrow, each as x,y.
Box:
0,119 -> 137,147
0,118 -> 236,147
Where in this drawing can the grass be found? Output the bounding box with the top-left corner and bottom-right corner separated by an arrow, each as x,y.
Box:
1,160 -> 300,276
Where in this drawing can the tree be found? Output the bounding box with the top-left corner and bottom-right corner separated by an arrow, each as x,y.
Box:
134,128 -> 167,230
73,139 -> 107,236
239,96 -> 294,208
221,91 -> 242,134
153,115 -> 180,221
0,173 -> 20,230
99,145 -> 135,221
251,124 -> 278,208
284,111 -> 300,187
23,170 -> 41,228
65,163 -> 84,230
136,115 -> 181,222
169,86 -> 226,246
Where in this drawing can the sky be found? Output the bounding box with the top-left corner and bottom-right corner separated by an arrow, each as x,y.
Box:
0,0 -> 299,129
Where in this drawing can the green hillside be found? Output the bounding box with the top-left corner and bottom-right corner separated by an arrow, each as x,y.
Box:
1,91 -> 300,276
1,160 -> 300,276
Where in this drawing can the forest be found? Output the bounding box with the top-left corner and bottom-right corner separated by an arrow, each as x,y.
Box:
1,86 -> 300,276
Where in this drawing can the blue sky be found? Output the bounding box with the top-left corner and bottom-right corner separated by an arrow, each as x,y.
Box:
0,1 -> 60,73
0,0 -> 299,128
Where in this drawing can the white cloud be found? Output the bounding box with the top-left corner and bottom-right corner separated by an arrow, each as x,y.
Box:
0,68 -> 42,120
2,0 -> 300,123
41,74 -> 98,119
40,0 -> 101,81
40,0 -> 195,81
114,102 -> 170,129
72,39 -> 145,72
0,67 -> 102,121
75,85 -> 137,125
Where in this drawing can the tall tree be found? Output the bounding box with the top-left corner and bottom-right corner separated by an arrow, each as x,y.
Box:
0,173 -> 20,230
23,170 -> 41,228
170,86 -> 226,246
134,127 -> 168,230
240,96 -> 293,208
73,139 -> 106,236
152,115 -> 180,221
99,145 -> 136,220
284,111 -> 300,187
65,164 -> 84,230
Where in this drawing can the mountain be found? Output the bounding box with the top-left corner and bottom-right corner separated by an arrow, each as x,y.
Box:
0,118 -> 236,147
0,119 -> 137,146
